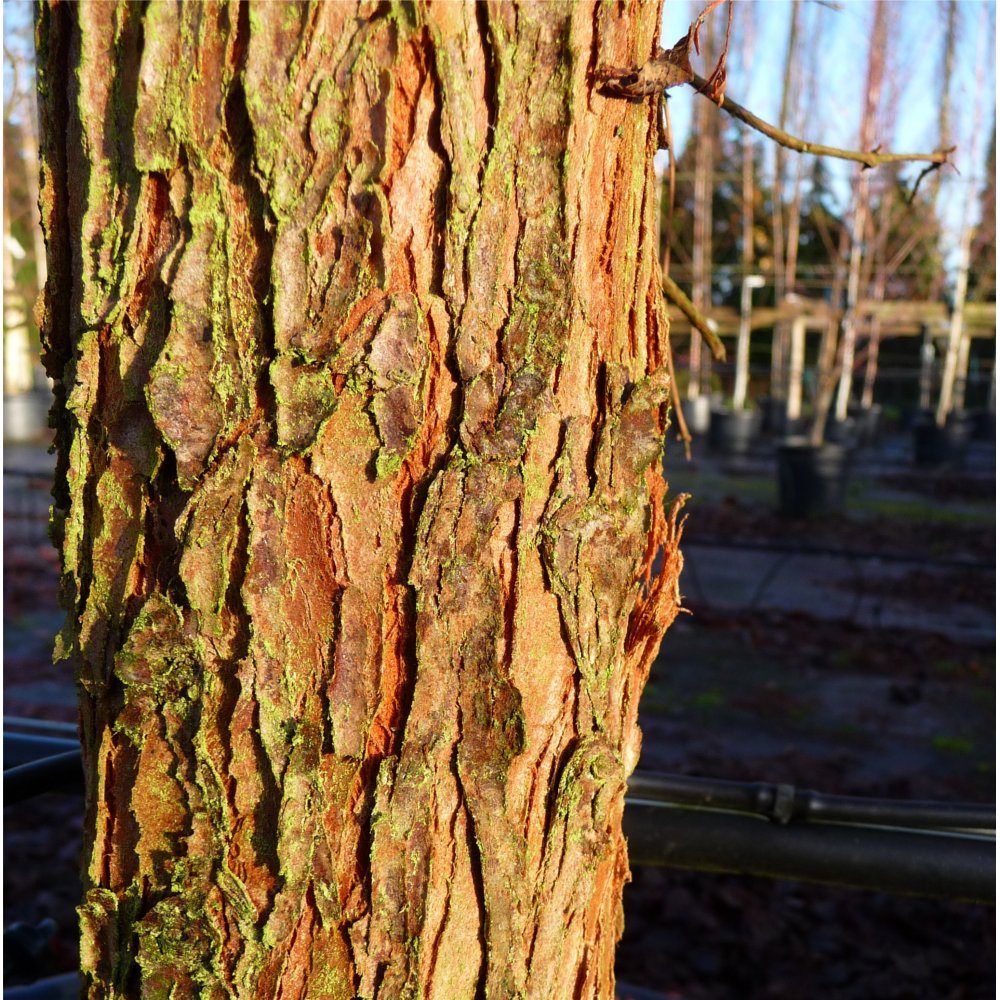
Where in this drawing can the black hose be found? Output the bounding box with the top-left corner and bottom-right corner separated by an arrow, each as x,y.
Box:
4,732 -> 80,768
3,974 -> 79,1000
3,751 -> 84,805
4,740 -> 994,903
2,716 -> 78,737
6,741 -> 994,834
624,804 -> 994,905
627,770 -> 996,832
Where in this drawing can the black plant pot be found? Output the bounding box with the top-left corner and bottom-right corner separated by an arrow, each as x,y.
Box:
680,395 -> 712,436
971,409 -> 996,441
760,399 -> 809,439
708,407 -> 759,456
824,416 -> 858,449
759,396 -> 791,436
776,439 -> 851,518
903,406 -> 934,430
847,404 -> 882,446
913,412 -> 971,467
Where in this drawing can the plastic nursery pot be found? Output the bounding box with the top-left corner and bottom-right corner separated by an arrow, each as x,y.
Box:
679,395 -> 712,436
708,407 -> 759,456
759,399 -> 809,439
776,438 -> 851,519
903,406 -> 935,430
847,404 -> 882,447
824,415 -> 858,449
971,409 -> 996,442
758,396 -> 784,436
912,412 -> 971,468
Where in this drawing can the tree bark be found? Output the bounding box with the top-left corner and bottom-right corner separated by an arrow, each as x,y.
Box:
833,2 -> 887,423
36,2 -> 685,998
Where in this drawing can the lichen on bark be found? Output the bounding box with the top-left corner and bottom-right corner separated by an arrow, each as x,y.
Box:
37,1 -> 686,997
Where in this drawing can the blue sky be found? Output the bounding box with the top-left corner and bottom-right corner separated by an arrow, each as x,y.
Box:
659,0 -> 996,260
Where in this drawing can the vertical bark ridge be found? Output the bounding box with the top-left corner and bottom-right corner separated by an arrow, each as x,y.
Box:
38,2 -> 684,997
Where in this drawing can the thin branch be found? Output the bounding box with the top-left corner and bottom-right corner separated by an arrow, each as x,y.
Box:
663,274 -> 726,362
662,327 -> 693,460
688,71 -> 955,170
657,96 -> 692,460
695,0 -> 734,105
906,161 -> 947,204
660,95 -> 676,276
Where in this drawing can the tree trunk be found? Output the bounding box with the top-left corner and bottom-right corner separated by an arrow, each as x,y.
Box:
833,2 -> 887,423
36,2 -> 685,998
3,160 -> 34,394
936,0 -> 990,427
688,9 -> 717,402
770,0 -> 800,307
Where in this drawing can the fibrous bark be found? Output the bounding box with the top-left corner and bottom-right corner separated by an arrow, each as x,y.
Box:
36,2 -> 684,997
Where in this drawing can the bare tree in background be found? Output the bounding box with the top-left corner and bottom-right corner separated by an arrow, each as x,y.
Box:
3,10 -> 45,395
936,0 -> 992,424
832,2 -> 892,422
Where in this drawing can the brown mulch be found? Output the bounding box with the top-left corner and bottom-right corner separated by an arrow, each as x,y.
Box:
684,495 -> 993,565
689,606 -> 993,684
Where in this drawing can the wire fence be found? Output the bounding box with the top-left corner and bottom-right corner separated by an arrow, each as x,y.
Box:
3,468 -> 52,549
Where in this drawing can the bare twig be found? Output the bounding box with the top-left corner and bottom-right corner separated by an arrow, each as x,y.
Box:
657,95 -> 691,459
663,274 -> 726,362
662,328 -> 693,460
695,0 -> 734,105
598,0 -> 727,97
661,96 -> 676,275
689,70 -> 955,170
600,0 -> 950,173
906,161 -> 949,204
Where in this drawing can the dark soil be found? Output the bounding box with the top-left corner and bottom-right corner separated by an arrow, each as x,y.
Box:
881,471 -> 996,504
618,627 -> 994,998
685,494 -> 993,565
619,871 -> 993,1000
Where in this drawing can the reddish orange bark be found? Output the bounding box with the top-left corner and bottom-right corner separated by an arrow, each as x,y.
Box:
37,2 -> 685,996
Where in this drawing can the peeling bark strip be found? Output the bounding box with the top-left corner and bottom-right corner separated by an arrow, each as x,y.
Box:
37,2 -> 686,997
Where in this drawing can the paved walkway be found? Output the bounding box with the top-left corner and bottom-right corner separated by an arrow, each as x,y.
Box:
681,541 -> 994,643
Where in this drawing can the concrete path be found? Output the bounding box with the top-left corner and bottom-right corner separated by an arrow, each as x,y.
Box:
680,541 -> 994,644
